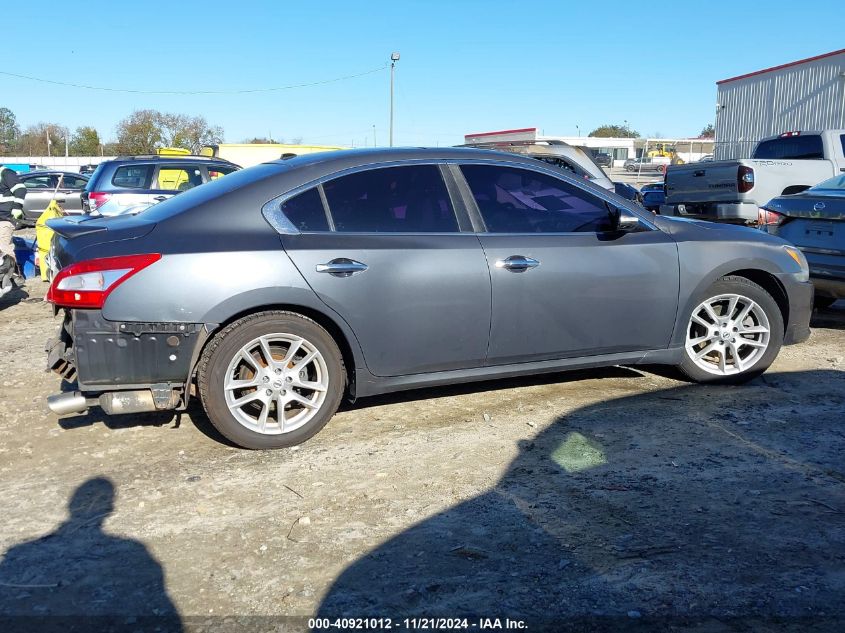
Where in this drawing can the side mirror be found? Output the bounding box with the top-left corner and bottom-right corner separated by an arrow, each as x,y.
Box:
612,208 -> 641,232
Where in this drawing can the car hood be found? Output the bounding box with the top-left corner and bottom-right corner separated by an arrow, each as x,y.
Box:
652,214 -> 786,244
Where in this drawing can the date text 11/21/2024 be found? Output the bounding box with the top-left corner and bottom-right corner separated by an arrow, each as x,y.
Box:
308,617 -> 528,630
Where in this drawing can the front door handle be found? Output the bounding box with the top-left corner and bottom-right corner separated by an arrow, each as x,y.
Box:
316,258 -> 369,277
495,255 -> 540,272
152,195 -> 168,202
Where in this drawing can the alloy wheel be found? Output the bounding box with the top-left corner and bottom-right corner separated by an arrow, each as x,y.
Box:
223,334 -> 329,434
685,293 -> 771,376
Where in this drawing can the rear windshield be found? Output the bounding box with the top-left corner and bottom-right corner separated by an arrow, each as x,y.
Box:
139,163 -> 283,223
753,135 -> 824,160
84,163 -> 107,191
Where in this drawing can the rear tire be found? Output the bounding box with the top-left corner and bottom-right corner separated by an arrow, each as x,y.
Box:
676,276 -> 783,385
198,311 -> 345,449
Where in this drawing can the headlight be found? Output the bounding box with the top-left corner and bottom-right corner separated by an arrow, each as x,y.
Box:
783,245 -> 809,282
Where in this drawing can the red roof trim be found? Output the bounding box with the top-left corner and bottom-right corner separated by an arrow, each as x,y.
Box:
464,127 -> 537,138
717,48 -> 845,85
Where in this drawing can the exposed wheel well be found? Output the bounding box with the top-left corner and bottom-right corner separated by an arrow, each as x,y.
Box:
197,305 -> 359,398
781,185 -> 810,196
724,269 -> 789,329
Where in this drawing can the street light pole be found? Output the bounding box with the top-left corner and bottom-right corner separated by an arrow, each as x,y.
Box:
389,52 -> 400,147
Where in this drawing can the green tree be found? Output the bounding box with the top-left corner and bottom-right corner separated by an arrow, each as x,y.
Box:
69,126 -> 101,156
0,107 -> 20,155
16,123 -> 65,156
589,124 -> 639,138
699,123 -> 715,139
115,110 -> 164,154
115,109 -> 223,154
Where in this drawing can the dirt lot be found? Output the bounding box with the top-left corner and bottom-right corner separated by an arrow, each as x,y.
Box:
1,278 -> 844,632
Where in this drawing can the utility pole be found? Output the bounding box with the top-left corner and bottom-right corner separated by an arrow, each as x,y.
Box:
46,129 -> 51,157
389,52 -> 400,147
373,124 -> 377,147
65,127 -> 69,158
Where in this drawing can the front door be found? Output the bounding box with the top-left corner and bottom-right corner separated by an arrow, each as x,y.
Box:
458,163 -> 680,365
278,164 -> 491,377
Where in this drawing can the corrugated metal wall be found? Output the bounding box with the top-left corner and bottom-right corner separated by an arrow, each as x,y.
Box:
715,53 -> 845,159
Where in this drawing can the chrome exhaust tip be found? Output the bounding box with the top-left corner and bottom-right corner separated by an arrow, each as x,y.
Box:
47,391 -> 90,416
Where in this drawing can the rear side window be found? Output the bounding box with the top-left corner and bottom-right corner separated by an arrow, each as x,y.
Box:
323,165 -> 458,233
461,164 -> 614,233
753,135 -> 824,160
281,188 -> 329,231
60,175 -> 88,189
112,165 -> 153,189
841,134 -> 845,158
155,166 -> 203,191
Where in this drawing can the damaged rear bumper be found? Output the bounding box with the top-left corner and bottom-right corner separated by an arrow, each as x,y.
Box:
46,309 -> 206,415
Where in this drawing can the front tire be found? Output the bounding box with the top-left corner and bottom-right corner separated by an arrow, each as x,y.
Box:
198,311 -> 345,449
677,276 -> 783,385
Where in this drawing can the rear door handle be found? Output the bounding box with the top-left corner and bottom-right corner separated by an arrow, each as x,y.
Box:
152,195 -> 168,202
316,258 -> 369,277
495,255 -> 540,272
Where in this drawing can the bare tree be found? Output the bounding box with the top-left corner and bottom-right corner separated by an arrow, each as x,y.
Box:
115,110 -> 224,155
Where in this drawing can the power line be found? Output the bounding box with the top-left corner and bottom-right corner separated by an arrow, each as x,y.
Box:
0,65 -> 387,95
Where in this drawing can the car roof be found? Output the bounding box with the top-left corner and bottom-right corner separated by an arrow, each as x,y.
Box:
21,170 -> 89,178
265,146 -> 550,170
101,155 -> 239,166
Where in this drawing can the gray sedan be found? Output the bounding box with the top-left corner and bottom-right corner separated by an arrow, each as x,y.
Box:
19,171 -> 89,223
759,174 -> 845,308
44,148 -> 812,449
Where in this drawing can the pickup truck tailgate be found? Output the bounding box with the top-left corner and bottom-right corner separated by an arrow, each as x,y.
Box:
665,161 -> 740,204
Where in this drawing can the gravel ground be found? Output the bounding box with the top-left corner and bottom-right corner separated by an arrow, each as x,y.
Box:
1,278 -> 844,632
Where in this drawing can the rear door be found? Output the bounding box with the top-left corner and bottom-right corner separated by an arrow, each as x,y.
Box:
150,164 -> 205,202
457,163 -> 680,364
275,163 -> 491,377
56,174 -> 88,214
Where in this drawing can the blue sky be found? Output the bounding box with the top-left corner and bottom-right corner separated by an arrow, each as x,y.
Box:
3,0 -> 843,147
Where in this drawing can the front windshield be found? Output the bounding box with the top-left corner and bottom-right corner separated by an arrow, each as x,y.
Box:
809,175 -> 845,192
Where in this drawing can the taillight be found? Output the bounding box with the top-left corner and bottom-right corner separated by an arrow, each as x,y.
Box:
738,166 -> 755,193
757,208 -> 784,227
88,191 -> 112,211
46,254 -> 161,309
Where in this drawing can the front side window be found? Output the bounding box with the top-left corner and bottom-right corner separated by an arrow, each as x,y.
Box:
23,175 -> 54,189
461,165 -> 614,233
112,165 -> 153,189
323,165 -> 458,233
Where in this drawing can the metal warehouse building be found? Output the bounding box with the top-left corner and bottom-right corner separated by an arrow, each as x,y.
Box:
715,48 -> 845,159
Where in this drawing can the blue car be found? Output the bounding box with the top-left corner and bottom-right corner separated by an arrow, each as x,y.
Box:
759,174 -> 845,308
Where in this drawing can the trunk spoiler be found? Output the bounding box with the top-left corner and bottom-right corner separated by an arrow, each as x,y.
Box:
46,217 -> 110,239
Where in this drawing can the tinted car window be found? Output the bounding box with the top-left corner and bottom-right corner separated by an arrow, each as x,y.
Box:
281,188 -> 329,231
23,175 -> 54,189
323,165 -> 458,233
112,165 -> 153,189
461,165 -> 614,233
208,165 -> 237,180
753,135 -> 824,160
60,175 -> 88,189
156,166 -> 204,191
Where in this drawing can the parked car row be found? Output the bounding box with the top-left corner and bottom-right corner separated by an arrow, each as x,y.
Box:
44,147 -> 813,449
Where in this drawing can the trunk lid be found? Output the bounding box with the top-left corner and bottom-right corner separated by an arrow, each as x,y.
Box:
48,214 -> 158,270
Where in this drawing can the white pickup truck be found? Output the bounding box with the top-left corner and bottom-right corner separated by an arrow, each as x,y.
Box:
661,130 -> 845,223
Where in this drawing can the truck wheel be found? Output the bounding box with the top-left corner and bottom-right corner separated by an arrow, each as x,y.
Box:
198,311 -> 345,449
677,276 -> 783,385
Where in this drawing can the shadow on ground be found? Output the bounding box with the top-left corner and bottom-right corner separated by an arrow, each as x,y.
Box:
318,369 -> 845,631
0,478 -> 182,632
